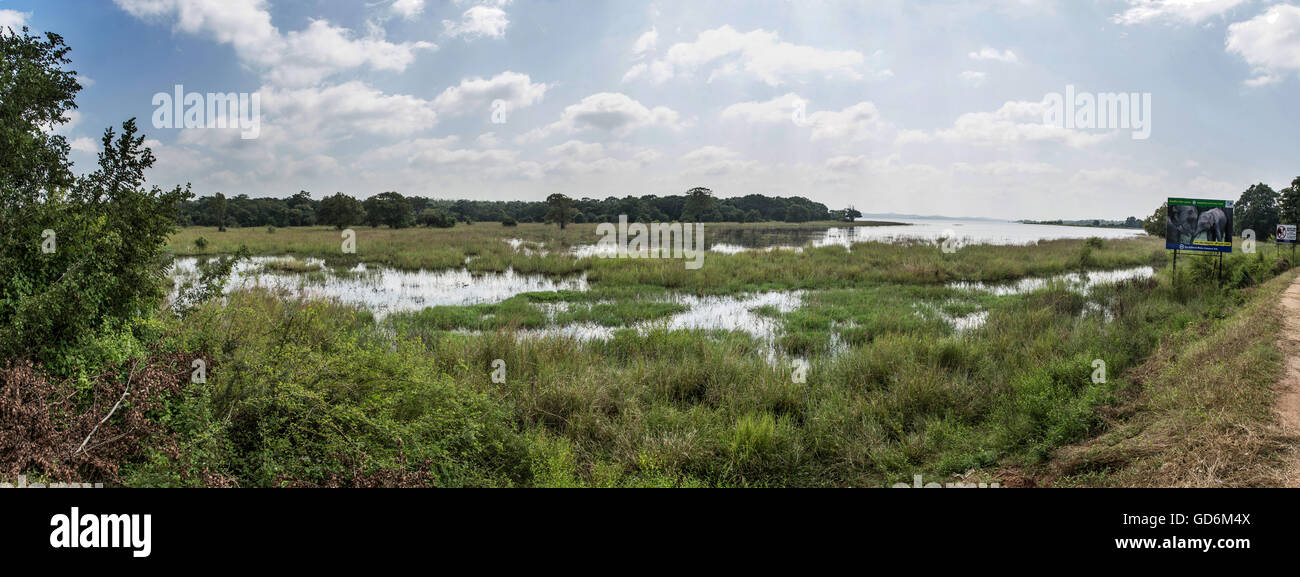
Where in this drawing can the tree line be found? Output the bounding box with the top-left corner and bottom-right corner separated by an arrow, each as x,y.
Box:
1141,178 -> 1300,240
179,188 -> 863,230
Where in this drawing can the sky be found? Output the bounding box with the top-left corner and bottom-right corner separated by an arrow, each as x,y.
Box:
3,0 -> 1299,220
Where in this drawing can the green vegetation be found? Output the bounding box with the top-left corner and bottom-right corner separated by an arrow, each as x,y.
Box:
65,244 -> 1282,487
4,25 -> 1299,489
1049,268 -> 1299,487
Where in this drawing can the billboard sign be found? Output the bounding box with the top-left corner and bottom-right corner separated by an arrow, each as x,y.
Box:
1166,198 -> 1233,253
1277,224 -> 1298,244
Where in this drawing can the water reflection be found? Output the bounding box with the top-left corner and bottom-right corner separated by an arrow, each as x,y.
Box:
568,220 -> 1146,256
948,266 -> 1155,296
170,256 -> 588,317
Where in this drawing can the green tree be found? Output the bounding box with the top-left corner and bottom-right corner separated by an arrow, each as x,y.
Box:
785,205 -> 811,223
213,192 -> 228,231
363,192 -> 414,229
681,187 -> 715,221
545,193 -> 577,229
1234,183 -> 1279,237
0,27 -> 78,196
418,208 -> 456,228
1279,176 -> 1300,227
1142,203 -> 1167,237
0,28 -> 190,361
286,190 -> 315,226
317,193 -> 366,230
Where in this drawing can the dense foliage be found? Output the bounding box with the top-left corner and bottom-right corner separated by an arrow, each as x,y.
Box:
0,28 -> 188,364
177,190 -> 851,229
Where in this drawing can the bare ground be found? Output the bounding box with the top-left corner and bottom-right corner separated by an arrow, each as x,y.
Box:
1275,279 -> 1300,487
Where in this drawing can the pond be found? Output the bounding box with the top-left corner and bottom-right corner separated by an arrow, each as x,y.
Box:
566,219 -> 1146,257
170,256 -> 588,317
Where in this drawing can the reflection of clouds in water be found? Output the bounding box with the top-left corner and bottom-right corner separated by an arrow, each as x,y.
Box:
170,256 -> 587,318
948,267 -> 1154,297
569,220 -> 1146,256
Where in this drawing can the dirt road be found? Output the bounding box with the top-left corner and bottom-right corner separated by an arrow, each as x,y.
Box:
1277,280 -> 1300,487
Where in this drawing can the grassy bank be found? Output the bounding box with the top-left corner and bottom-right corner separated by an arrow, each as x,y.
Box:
1046,268 -> 1299,487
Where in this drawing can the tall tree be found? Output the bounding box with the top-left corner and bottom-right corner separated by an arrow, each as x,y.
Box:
317,193 -> 366,230
1234,183 -> 1279,237
1,27 -> 190,361
1279,176 -> 1300,227
363,192 -> 413,229
213,192 -> 228,231
681,187 -> 715,222
545,193 -> 577,229
1142,202 -> 1167,237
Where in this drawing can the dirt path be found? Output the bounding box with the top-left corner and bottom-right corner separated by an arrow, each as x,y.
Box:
1276,280 -> 1300,487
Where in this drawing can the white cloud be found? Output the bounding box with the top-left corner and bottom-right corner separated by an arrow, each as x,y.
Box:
968,47 -> 1018,63
1112,0 -> 1249,25
1226,5 -> 1300,85
633,25 -> 874,86
901,99 -> 1112,148
432,71 -> 549,116
960,70 -> 988,85
272,19 -> 436,86
69,137 -> 99,154
262,81 -> 439,138
114,0 -> 435,87
720,92 -> 805,124
547,140 -> 606,161
633,27 -> 658,55
391,0 -> 425,20
721,94 -> 886,142
0,9 -> 29,31
680,146 -> 758,176
621,60 -> 674,83
443,5 -> 509,39
360,136 -> 520,172
519,92 -> 682,142
952,160 -> 1060,175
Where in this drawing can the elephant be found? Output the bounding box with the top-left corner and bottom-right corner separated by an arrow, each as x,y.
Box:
1194,207 -> 1229,243
1167,205 -> 1199,244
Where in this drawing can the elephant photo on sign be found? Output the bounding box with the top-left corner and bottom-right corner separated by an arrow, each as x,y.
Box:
1166,205 -> 1198,244
1166,202 -> 1233,246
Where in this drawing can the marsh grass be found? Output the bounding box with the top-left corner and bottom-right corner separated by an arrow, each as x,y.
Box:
132,226 -> 1298,487
169,225 -> 1168,294
131,254 -> 1291,487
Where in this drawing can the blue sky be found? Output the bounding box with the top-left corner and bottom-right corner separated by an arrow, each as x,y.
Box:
3,0 -> 1298,220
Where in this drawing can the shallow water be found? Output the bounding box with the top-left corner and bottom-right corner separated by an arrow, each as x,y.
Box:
932,266 -> 1155,332
170,256 -> 588,317
947,266 -> 1155,296
821,219 -> 1144,247
566,219 -> 1144,256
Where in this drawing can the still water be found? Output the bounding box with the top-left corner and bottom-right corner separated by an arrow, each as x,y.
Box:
170,256 -> 588,317
569,219 -> 1145,256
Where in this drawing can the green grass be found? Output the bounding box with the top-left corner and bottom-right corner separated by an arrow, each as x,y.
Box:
169,224 -> 1169,297
1047,268 -> 1298,487
40,225 -> 1269,487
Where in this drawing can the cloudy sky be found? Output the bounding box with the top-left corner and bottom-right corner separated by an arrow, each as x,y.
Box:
4,0 -> 1299,220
